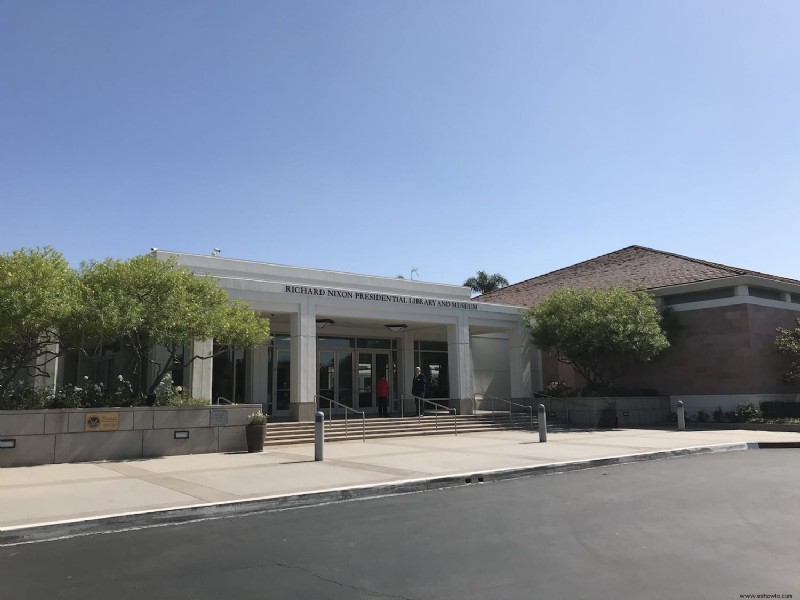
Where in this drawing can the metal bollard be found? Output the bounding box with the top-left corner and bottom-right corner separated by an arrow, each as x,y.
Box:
677,401 -> 685,432
538,404 -> 547,443
315,411 -> 324,461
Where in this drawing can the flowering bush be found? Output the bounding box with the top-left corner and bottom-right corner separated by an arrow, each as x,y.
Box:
152,374 -> 184,405
734,402 -> 760,423
541,380 -> 575,398
248,410 -> 267,425
0,374 -> 206,410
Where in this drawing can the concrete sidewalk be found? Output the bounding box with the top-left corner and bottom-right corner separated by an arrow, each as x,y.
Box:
2,427 -> 800,543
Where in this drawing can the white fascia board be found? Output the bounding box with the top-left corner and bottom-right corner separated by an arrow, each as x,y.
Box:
667,295 -> 800,313
649,275 -> 800,297
156,250 -> 472,301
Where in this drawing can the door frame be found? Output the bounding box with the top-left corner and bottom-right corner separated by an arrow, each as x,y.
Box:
317,349 -> 391,415
269,346 -> 291,418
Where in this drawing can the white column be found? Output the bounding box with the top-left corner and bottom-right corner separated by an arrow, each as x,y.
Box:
248,341 -> 269,408
148,345 -> 172,390
447,315 -> 473,415
290,300 -> 316,421
510,324 -> 534,400
34,338 -> 59,393
189,338 -> 214,402
400,331 -> 415,415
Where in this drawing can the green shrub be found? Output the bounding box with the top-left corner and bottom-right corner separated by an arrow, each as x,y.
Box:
535,381 -> 575,398
599,387 -> 659,397
0,385 -> 51,410
0,377 -> 205,410
759,401 -> 800,419
155,395 -> 209,407
734,402 -> 760,423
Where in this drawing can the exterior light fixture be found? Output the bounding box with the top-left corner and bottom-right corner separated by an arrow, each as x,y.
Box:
174,431 -> 190,440
385,324 -> 408,333
316,318 -> 335,329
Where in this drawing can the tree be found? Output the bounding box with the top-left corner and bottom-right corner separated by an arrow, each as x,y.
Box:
75,255 -> 270,398
0,247 -> 79,389
463,270 -> 509,295
522,286 -> 669,391
776,318 -> 800,384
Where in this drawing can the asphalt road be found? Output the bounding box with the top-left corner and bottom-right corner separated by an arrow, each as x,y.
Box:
2,450 -> 799,600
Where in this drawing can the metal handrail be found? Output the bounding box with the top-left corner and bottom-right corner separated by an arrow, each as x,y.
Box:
401,394 -> 458,436
313,394 -> 366,442
485,395 -> 535,431
215,396 -> 233,405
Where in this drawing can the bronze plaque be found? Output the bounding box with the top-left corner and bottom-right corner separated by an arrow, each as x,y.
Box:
210,409 -> 228,427
85,412 -> 120,432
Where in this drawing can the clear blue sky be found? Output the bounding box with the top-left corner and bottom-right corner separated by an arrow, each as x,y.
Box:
2,1 -> 799,286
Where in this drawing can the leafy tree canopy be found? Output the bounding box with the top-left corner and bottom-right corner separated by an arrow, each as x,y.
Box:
0,247 -> 79,388
463,270 -> 509,295
74,255 -> 271,396
776,318 -> 800,385
522,286 -> 669,391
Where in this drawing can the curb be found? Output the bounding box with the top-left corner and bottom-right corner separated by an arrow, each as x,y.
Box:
0,442 -> 751,546
751,441 -> 800,449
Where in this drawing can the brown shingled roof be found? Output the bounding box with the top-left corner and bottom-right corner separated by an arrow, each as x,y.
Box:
478,245 -> 800,307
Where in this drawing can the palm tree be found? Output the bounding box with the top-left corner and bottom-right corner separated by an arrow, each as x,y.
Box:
463,270 -> 509,295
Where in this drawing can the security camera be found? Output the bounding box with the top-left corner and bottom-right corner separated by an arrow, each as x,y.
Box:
212,248 -> 222,257
150,247 -> 158,252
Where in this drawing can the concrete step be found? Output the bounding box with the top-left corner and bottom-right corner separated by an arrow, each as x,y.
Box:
262,414 -> 539,446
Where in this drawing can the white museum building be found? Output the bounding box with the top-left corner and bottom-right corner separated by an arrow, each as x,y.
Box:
157,251 -> 536,422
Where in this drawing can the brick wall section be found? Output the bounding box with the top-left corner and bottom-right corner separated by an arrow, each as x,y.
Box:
618,304 -> 798,395
537,303 -> 799,396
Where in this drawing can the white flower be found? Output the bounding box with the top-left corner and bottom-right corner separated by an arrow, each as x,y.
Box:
118,375 -> 124,382
175,386 -> 182,393
84,375 -> 89,381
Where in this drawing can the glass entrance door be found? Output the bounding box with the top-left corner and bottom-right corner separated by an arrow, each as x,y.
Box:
270,347 -> 290,417
318,350 -> 336,408
357,352 -> 373,410
375,352 -> 390,405
359,352 -> 391,412
317,350 -> 354,410
317,350 -> 391,415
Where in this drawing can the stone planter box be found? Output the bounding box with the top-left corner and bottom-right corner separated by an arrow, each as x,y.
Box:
0,404 -> 262,468
536,397 -> 671,428
685,422 -> 800,433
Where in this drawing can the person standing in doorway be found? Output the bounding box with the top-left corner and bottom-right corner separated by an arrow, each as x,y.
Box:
376,374 -> 390,417
412,366 -> 426,416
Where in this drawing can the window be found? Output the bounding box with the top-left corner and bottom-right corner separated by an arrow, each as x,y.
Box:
749,287 -> 782,301
414,341 -> 449,399
661,288 -> 734,306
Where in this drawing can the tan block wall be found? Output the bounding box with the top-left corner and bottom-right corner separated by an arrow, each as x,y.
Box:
0,405 -> 260,467
535,302 -> 799,396
539,352 -> 586,390
620,303 -> 798,395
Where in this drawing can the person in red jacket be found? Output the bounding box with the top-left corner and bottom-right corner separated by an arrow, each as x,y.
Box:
376,375 -> 390,417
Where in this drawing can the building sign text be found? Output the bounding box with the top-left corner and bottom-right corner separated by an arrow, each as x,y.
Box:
284,286 -> 478,310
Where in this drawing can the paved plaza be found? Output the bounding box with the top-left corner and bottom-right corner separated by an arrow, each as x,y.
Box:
3,426 -> 800,544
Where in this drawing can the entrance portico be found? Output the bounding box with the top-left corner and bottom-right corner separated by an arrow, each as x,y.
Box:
161,251 -> 531,421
